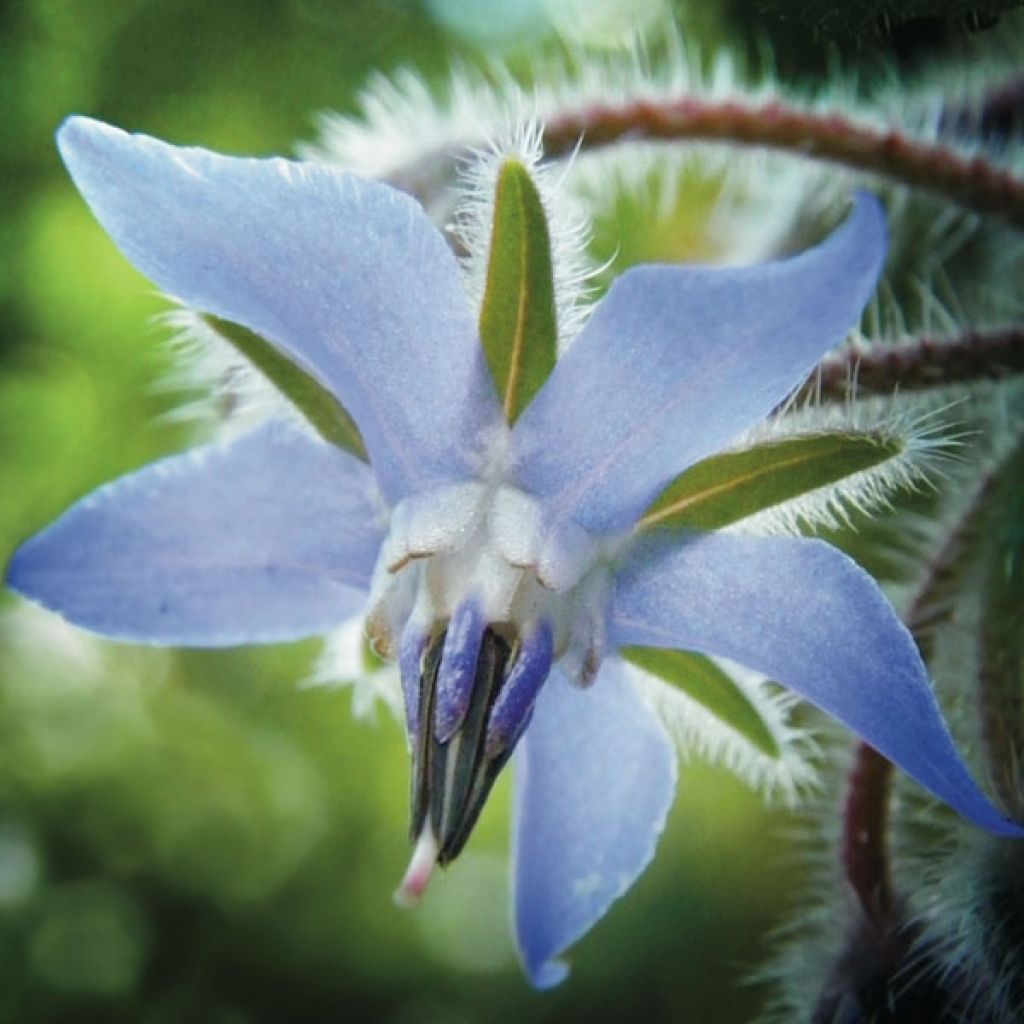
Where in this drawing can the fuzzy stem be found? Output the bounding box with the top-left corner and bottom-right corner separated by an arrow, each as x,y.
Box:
841,741 -> 894,931
539,98 -> 1024,228
804,326 -> 1024,402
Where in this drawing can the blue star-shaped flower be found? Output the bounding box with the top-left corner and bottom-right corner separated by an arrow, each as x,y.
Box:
7,117 -> 1020,987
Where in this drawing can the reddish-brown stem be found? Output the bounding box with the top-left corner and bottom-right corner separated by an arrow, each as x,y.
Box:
841,741 -> 894,930
805,325 -> 1024,402
539,97 -> 1024,228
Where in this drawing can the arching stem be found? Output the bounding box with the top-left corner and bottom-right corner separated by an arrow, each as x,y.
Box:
540,97 -> 1024,228
804,325 -> 1024,402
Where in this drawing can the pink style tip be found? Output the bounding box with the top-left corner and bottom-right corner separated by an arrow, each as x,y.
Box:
393,830 -> 439,909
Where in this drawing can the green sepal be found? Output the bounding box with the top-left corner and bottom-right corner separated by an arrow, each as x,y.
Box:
479,159 -> 557,424
640,431 -> 905,532
622,646 -> 781,758
201,314 -> 368,461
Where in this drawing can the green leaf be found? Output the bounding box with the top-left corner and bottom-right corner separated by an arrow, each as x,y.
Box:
622,646 -> 781,758
479,159 -> 557,424
639,431 -> 905,532
201,314 -> 367,461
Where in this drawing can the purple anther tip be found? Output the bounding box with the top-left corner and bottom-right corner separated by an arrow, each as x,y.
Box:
485,620 -> 554,759
434,599 -> 486,742
399,624 -> 428,739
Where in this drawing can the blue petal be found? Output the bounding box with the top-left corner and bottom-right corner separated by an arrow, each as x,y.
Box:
6,423 -> 383,645
611,530 -> 1024,837
56,117 -> 501,504
512,660 -> 677,987
510,194 -> 886,536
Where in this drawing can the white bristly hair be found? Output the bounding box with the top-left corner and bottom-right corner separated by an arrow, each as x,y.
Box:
725,389 -> 963,539
630,656 -> 821,806
449,118 -> 601,351
305,615 -> 404,726
155,306 -> 302,440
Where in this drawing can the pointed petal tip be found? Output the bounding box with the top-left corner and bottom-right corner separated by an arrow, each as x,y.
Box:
56,114 -> 114,163
612,531 -> 1021,840
525,957 -> 569,990
2,426 -> 380,647
513,665 -> 677,991
55,116 -> 139,206
5,541 -> 28,594
981,810 -> 1024,840
53,111 -> 499,504
55,113 -> 88,146
57,112 -> 94,136
393,830 -> 439,909
5,535 -> 57,613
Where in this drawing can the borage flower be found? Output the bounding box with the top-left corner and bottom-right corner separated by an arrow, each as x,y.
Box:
8,117 -> 1021,988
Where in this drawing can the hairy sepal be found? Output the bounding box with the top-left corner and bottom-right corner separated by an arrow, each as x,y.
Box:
638,430 -> 908,533
306,616 -> 403,725
623,646 -> 780,757
479,159 -> 558,423
624,649 -> 818,803
199,314 -> 368,459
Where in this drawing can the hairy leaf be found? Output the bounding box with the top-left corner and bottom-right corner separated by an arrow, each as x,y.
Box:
479,159 -> 557,424
639,432 -> 904,532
